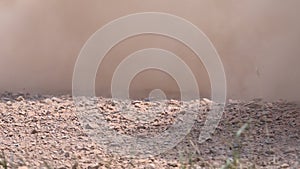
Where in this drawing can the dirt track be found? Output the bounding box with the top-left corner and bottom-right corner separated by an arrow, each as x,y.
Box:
0,92 -> 299,168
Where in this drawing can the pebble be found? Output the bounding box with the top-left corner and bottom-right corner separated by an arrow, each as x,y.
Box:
203,98 -> 213,104
167,162 -> 178,167
57,166 -> 67,169
87,164 -> 100,169
16,96 -> 24,101
17,166 -> 29,169
31,129 -> 38,134
280,163 -> 289,168
148,163 -> 156,169
65,152 -> 70,158
6,101 -> 12,106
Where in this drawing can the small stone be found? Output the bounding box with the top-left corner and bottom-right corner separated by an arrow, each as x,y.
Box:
58,166 -> 67,169
7,132 -> 14,137
31,129 -> 38,134
132,100 -> 142,104
65,152 -> 70,158
52,97 -> 63,103
167,162 -> 178,167
16,96 -> 24,101
148,163 -> 156,169
43,98 -> 52,104
6,101 -> 12,106
134,103 -> 141,108
18,166 -> 29,169
200,100 -> 206,105
203,98 -> 213,104
19,111 -> 26,116
51,155 -> 59,160
280,163 -> 289,168
88,164 -> 100,169
72,162 -> 79,169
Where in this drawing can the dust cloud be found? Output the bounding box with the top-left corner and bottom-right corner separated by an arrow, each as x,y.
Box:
0,0 -> 299,102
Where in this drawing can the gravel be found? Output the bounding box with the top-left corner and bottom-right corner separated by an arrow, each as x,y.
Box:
0,92 -> 299,169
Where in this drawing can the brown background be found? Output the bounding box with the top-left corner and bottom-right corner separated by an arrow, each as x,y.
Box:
0,0 -> 299,102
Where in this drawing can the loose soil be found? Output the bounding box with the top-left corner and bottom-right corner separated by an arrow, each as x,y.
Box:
0,92 -> 299,169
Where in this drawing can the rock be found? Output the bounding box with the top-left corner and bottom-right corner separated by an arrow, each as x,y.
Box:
145,163 -> 156,169
19,111 -> 26,116
16,96 -> 24,101
18,166 -> 29,169
200,100 -> 206,106
280,163 -> 289,168
31,129 -> 38,134
43,98 -> 52,104
6,101 -> 12,106
202,98 -> 213,105
88,164 -> 100,169
58,166 -> 67,169
132,100 -> 142,104
167,162 -> 178,167
65,152 -> 70,158
7,132 -> 14,137
52,97 -> 63,103
72,162 -> 79,169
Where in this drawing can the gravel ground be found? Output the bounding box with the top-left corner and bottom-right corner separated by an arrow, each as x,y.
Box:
0,92 -> 299,169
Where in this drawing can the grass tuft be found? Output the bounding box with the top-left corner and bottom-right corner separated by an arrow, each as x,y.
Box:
221,121 -> 251,169
0,151 -> 8,169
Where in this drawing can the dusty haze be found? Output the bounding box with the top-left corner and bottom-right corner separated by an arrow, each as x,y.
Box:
0,0 -> 299,102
